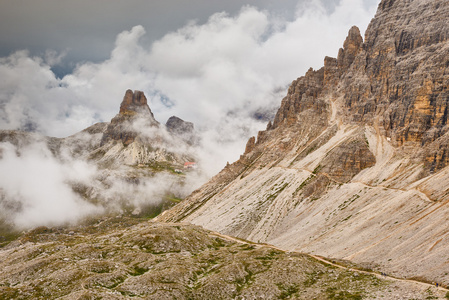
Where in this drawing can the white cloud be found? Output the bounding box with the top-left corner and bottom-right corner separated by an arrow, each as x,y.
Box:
44,49 -> 68,67
0,142 -> 102,228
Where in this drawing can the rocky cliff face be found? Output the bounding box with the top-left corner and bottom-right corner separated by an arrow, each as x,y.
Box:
101,89 -> 158,147
119,89 -> 154,116
166,116 -> 198,145
90,89 -> 195,169
158,0 -> 449,285
166,116 -> 194,135
347,0 -> 449,157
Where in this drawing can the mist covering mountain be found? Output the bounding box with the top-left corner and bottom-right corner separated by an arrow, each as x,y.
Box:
0,89 -> 204,230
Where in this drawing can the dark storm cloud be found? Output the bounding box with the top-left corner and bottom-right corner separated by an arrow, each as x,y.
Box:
0,0 -> 308,74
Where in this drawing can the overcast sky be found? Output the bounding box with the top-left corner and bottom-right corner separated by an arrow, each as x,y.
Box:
0,0 -> 380,159
1,0 -> 377,75
0,0 -> 304,75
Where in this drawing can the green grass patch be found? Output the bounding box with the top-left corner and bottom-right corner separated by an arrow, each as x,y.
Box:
236,265 -> 255,292
293,174 -> 316,196
265,183 -> 289,202
312,164 -> 322,174
303,270 -> 323,287
342,215 -> 352,222
255,250 -> 282,261
238,244 -> 256,251
326,287 -> 363,300
276,283 -> 299,299
210,237 -> 227,249
338,194 -> 360,210
129,265 -> 149,276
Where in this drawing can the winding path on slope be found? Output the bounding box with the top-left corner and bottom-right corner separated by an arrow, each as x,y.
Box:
273,164 -> 434,203
208,230 -> 449,294
308,254 -> 448,293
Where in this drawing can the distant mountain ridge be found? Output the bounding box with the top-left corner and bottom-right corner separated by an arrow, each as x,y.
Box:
0,89 -> 198,222
158,0 -> 449,285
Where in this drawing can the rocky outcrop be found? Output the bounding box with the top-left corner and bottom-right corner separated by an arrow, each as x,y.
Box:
337,26 -> 363,75
119,89 -> 154,116
272,68 -> 326,129
101,90 -> 158,147
166,116 -> 197,145
244,136 -> 256,155
166,116 -> 194,134
319,131 -> 376,183
159,0 -> 449,285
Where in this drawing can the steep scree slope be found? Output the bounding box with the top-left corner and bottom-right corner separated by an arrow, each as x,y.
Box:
158,0 -> 449,285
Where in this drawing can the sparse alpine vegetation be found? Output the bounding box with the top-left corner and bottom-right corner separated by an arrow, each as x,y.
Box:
0,218 -> 439,299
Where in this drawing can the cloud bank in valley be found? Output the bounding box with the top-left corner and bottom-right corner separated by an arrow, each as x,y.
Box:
0,141 -> 103,229
0,0 -> 378,228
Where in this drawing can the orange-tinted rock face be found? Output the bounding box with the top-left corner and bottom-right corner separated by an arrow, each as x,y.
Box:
119,89 -> 152,115
272,67 -> 326,129
337,26 -> 363,75
270,0 -> 449,171
344,0 -> 449,151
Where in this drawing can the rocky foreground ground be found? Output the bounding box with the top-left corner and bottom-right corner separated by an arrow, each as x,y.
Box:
0,217 -> 447,299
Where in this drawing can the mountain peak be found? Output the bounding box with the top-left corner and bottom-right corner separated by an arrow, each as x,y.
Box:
343,26 -> 362,49
166,116 -> 194,133
100,90 -> 158,146
119,89 -> 154,117
157,0 -> 449,285
337,25 -> 363,73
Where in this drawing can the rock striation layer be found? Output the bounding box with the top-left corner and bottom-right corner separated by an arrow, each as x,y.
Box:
158,0 -> 449,285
